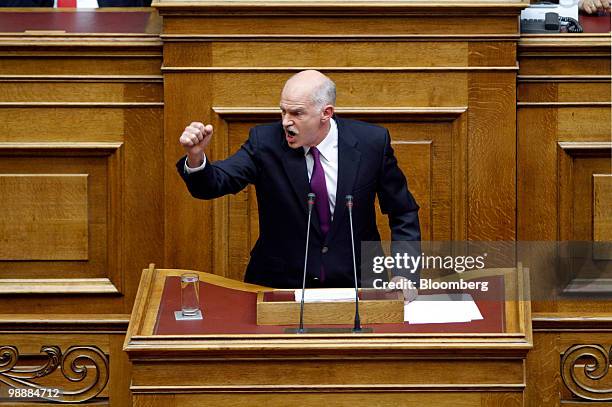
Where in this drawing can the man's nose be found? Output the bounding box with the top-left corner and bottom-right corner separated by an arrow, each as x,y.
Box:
282,115 -> 293,127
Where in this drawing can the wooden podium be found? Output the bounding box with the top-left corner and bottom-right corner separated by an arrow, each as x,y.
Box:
124,264 -> 532,406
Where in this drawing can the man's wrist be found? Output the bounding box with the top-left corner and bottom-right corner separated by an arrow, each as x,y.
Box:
186,154 -> 204,168
184,153 -> 207,174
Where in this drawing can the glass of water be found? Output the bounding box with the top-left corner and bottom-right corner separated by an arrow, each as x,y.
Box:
180,273 -> 200,317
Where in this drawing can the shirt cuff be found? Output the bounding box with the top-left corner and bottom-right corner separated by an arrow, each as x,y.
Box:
184,155 -> 207,173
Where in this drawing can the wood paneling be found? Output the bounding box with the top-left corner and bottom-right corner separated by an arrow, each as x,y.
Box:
0,81 -> 163,103
162,16 -> 519,37
528,318 -> 612,405
518,34 -> 612,407
467,72 -> 516,241
0,11 -> 162,407
167,41 -> 471,68
0,174 -> 88,261
557,143 -> 612,241
593,174 -> 612,247
0,144 -> 122,294
132,393 -> 519,407
0,316 -> 130,405
518,82 -> 611,103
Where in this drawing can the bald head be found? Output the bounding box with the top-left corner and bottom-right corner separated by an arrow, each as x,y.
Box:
279,70 -> 336,149
282,70 -> 336,110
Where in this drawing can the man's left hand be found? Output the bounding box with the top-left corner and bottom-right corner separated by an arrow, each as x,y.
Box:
387,276 -> 418,302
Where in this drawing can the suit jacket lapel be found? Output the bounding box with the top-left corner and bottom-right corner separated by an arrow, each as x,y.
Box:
327,119 -> 360,243
281,141 -> 323,238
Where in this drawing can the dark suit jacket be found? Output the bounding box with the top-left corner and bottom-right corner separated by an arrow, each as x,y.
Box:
176,117 -> 420,288
0,0 -> 52,6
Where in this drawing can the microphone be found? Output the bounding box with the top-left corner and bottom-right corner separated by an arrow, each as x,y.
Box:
345,195 -> 363,332
297,192 -> 316,333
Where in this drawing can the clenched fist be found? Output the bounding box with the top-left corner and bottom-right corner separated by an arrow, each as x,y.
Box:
179,122 -> 213,168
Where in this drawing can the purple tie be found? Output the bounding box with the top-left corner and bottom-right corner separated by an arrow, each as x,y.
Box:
309,147 -> 331,238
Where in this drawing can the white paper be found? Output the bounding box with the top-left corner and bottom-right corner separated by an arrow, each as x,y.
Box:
294,288 -> 356,303
404,293 -> 483,324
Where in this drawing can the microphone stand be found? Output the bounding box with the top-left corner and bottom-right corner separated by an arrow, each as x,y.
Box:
297,192 -> 316,333
285,193 -> 372,333
346,195 -> 364,332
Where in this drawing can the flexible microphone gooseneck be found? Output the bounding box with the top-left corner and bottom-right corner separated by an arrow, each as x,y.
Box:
297,192 -> 316,333
345,195 -> 363,332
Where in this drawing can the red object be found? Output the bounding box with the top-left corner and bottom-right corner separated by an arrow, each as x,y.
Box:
155,276 -> 505,335
0,12 -> 151,33
580,13 -> 612,33
57,0 -> 77,7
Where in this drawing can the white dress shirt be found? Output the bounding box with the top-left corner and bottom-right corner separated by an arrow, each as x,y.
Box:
303,118 -> 338,217
54,0 -> 98,6
185,118 -> 339,216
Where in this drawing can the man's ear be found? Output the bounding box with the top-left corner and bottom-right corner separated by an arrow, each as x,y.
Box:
321,105 -> 335,122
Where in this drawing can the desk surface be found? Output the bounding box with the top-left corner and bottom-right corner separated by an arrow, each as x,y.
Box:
0,9 -> 159,33
154,275 -> 505,335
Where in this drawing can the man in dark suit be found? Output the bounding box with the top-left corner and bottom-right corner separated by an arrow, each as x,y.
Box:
177,70 -> 420,299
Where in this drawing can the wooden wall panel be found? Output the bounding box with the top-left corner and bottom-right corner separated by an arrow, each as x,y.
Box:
0,147 -> 121,295
527,320 -> 612,406
0,15 -> 163,407
0,317 -> 131,405
467,72 -> 516,241
163,73 -> 214,273
519,34 -> 612,407
134,392 -> 521,407
162,15 -> 519,36
0,81 -> 163,103
594,174 -> 612,247
518,82 -> 611,103
0,174 -> 88,261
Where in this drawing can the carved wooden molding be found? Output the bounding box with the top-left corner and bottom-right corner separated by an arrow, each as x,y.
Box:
154,0 -> 528,14
164,66 -> 519,73
518,102 -> 612,107
0,345 -> 109,403
0,142 -> 125,295
0,278 -> 119,295
0,75 -> 163,82
0,34 -> 162,49
517,75 -> 611,83
557,141 -> 612,155
161,34 -> 521,41
533,313 -> 612,332
212,106 -> 467,121
130,383 -> 526,394
519,33 -> 611,53
561,344 -> 612,401
0,102 -> 163,108
0,314 -> 130,333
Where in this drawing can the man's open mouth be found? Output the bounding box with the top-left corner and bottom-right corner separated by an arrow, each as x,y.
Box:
286,128 -> 297,137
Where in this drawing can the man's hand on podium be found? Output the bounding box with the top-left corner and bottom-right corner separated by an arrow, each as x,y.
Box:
179,122 -> 213,168
388,275 -> 418,302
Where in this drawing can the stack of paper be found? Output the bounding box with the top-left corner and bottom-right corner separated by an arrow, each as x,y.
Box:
294,288 -> 356,303
404,293 -> 483,324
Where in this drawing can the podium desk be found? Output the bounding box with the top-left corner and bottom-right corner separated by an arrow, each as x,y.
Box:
124,265 -> 532,406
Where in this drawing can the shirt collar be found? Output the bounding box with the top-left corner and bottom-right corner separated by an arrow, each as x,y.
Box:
303,118 -> 338,161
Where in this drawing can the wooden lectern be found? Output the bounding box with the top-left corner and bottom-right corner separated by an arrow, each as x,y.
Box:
124,264 -> 532,406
